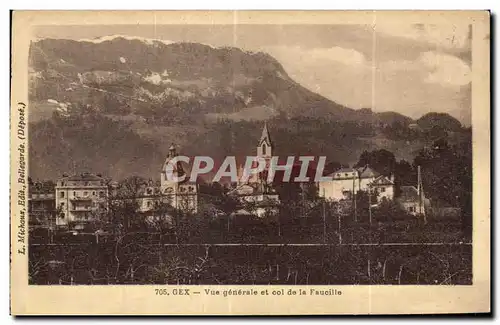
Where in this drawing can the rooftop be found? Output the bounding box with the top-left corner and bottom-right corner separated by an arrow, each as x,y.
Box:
335,167 -> 358,174
61,172 -> 105,182
357,165 -> 380,178
399,186 -> 421,202
327,165 -> 381,179
370,175 -> 394,186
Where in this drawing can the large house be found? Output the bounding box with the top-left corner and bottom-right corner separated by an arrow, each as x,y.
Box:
55,172 -> 109,229
318,165 -> 395,203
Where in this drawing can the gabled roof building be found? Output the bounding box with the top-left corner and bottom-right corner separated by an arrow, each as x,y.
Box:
319,165 -> 395,203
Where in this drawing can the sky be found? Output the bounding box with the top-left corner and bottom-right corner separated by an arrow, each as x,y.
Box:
34,24 -> 472,125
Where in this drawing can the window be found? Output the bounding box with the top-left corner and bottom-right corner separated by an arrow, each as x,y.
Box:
59,191 -> 65,198
60,202 -> 65,207
92,191 -> 96,196
345,173 -> 348,177
83,191 -> 88,196
60,213 -> 65,219
73,191 -> 77,196
99,191 -> 105,198
381,187 -> 386,193
147,201 -> 152,208
409,206 -> 415,212
262,144 -> 267,155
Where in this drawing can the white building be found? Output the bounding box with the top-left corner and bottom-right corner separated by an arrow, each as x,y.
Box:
55,172 -> 108,229
318,165 -> 395,204
135,181 -> 162,213
369,175 -> 396,202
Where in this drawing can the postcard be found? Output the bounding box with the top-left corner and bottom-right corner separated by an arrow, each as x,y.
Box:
10,10 -> 490,315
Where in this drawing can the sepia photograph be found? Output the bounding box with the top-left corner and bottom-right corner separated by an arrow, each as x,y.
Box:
10,10 -> 490,315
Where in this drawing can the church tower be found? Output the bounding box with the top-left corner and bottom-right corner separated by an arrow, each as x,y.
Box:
257,122 -> 273,159
161,144 -> 185,188
252,123 -> 273,187
160,144 -> 198,213
237,123 -> 275,185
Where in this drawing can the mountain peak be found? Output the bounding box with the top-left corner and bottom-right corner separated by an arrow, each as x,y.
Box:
417,112 -> 463,131
77,34 -> 176,46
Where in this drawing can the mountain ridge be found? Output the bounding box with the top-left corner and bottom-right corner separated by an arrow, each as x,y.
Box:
29,37 -> 421,123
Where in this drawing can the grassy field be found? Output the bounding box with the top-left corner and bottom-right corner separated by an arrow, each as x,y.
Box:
29,241 -> 471,285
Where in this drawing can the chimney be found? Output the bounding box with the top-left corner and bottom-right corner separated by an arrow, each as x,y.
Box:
390,174 -> 395,183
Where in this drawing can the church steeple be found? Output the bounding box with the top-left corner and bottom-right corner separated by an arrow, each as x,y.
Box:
259,122 -> 272,146
257,122 -> 273,158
